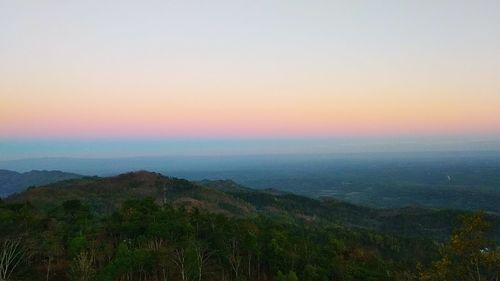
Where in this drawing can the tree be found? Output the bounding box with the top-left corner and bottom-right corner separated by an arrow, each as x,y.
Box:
275,270 -> 298,281
0,239 -> 24,281
287,271 -> 298,281
174,246 -> 193,281
69,251 -> 95,281
420,212 -> 500,281
275,270 -> 286,281
193,242 -> 211,281
228,238 -> 242,280
40,221 -> 64,281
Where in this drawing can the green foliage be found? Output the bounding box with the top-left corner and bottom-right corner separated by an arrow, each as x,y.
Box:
1,172 -> 499,281
68,235 -> 88,257
63,200 -> 84,215
275,270 -> 298,281
0,197 -> 439,281
419,212 -> 500,281
69,251 -> 95,281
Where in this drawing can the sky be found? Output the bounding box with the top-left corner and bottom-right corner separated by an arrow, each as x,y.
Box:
1,1 -> 500,159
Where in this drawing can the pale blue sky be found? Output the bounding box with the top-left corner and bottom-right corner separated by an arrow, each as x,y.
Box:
1,1 -> 500,159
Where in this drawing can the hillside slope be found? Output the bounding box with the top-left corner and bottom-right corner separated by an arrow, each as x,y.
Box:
8,171 -> 254,216
8,171 -> 500,240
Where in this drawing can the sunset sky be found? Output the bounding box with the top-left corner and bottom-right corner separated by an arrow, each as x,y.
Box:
1,1 -> 500,158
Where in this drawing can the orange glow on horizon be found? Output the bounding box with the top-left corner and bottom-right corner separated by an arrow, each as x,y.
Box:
1,1 -> 499,139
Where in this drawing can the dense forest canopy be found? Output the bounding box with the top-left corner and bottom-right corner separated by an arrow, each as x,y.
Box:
0,172 -> 499,281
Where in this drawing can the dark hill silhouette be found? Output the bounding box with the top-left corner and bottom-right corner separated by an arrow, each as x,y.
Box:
0,169 -> 82,197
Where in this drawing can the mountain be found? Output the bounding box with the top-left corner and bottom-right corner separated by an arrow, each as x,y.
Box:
7,171 -> 254,216
3,152 -> 500,213
3,170 -> 500,280
7,171 -> 500,240
0,169 -> 83,197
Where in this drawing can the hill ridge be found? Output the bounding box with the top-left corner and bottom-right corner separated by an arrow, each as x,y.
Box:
6,170 -> 500,240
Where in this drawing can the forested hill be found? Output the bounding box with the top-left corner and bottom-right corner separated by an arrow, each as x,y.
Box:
0,169 -> 83,197
6,171 -> 500,240
1,171 -> 500,281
